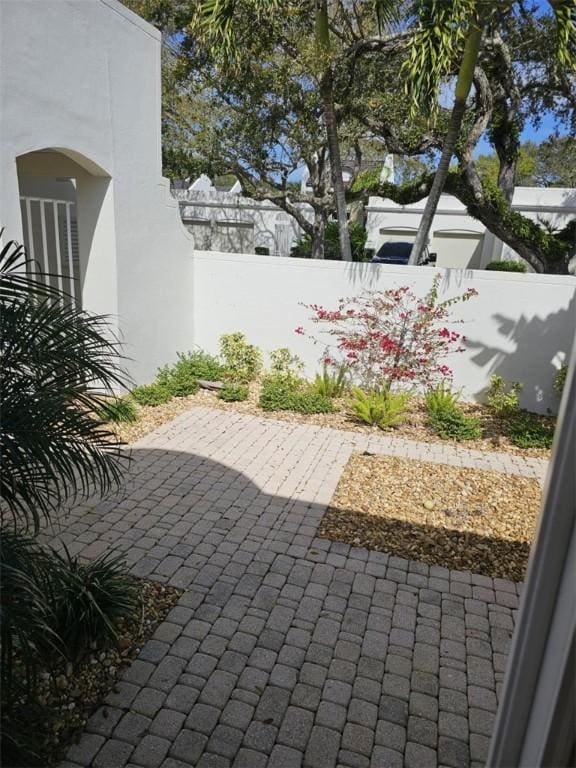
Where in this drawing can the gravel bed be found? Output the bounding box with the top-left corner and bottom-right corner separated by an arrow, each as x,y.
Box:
6,580 -> 180,767
116,385 -> 553,458
319,453 -> 542,581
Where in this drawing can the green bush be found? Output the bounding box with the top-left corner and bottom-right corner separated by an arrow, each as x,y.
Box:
48,547 -> 139,662
218,383 -> 249,402
485,260 -> 527,272
428,407 -> 482,441
290,222 -> 369,262
506,412 -> 555,449
312,363 -> 347,398
554,363 -> 568,398
290,389 -> 334,414
219,333 -> 262,383
269,347 -> 304,381
349,388 -> 410,429
486,374 -> 523,417
424,382 -> 460,417
156,349 -> 225,396
131,383 -> 172,406
95,397 -> 138,424
259,374 -> 298,411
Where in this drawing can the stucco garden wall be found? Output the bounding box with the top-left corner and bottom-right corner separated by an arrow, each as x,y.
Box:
191,251 -> 576,413
0,0 -> 194,385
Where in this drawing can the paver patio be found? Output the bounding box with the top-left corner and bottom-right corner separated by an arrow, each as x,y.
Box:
58,407 -> 547,768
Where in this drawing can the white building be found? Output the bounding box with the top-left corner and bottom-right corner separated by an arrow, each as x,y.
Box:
0,0 -> 194,385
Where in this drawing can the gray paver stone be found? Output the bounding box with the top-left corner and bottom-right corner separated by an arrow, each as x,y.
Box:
186,702 -> 221,734
408,716 -> 438,748
304,725 -> 341,768
233,748 -> 268,768
114,712 -> 152,745
207,725 -> 244,759
269,744 -> 303,767
378,695 -> 408,726
200,670 -> 237,708
405,741 -> 438,768
370,746 -> 403,768
149,709 -> 186,740
341,723 -> 374,757
93,739 -> 134,768
243,722 -> 277,754
221,700 -> 254,730
316,700 -> 347,730
278,707 -> 314,750
375,720 -> 406,752
170,729 -> 209,764
67,733 -> 105,765
439,711 -> 469,741
438,736 -> 470,767
348,698 -> 378,729
130,735 -> 170,767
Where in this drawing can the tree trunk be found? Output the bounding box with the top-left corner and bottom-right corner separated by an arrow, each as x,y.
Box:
409,20 -> 483,265
311,210 -> 326,259
316,0 -> 352,262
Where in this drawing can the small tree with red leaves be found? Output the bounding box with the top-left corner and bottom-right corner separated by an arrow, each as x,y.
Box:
298,275 -> 477,392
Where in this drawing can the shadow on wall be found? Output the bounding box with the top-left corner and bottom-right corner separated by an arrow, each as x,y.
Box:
466,292 -> 575,413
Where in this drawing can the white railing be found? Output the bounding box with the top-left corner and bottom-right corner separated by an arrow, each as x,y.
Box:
19,196 -> 79,305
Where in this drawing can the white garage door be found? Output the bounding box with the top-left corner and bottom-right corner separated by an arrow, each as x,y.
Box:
433,231 -> 484,269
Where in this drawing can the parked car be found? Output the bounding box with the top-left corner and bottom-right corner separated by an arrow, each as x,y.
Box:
371,241 -> 436,265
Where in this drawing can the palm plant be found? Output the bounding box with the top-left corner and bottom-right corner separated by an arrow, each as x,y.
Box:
407,0 -> 576,265
0,235 -> 129,532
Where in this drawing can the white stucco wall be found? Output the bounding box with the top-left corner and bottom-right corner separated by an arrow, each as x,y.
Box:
173,188 -> 311,256
0,0 -> 194,385
191,251 -> 576,413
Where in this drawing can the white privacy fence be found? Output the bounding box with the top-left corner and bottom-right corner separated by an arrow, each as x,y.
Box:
19,196 -> 80,305
191,251 -> 576,413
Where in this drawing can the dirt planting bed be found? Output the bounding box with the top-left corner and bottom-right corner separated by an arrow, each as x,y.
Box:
6,581 -> 180,768
115,385 -> 553,459
318,453 -> 542,581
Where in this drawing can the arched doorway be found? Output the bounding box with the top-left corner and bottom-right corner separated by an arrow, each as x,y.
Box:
16,148 -> 118,323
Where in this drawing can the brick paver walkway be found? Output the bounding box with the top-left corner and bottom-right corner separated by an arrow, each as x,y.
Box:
59,408 -> 547,768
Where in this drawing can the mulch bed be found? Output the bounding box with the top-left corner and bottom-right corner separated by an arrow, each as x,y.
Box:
115,384 -> 553,459
318,453 -> 542,581
4,580 -> 181,768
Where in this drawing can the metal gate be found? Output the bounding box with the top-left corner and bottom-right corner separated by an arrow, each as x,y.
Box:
19,196 -> 80,306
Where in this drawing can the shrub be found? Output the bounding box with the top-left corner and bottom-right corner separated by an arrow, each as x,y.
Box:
485,260 -> 527,272
218,383 -> 249,402
219,333 -> 262,383
290,221 -> 368,261
131,383 -> 172,406
96,397 -> 138,424
554,363 -> 568,398
428,407 -> 482,441
486,374 -> 523,417
424,382 -> 460,417
312,362 -> 347,398
258,374 -> 300,411
48,547 -> 138,662
349,388 -> 411,429
156,349 -> 225,396
269,347 -> 304,382
506,412 -> 555,449
299,274 -> 477,392
290,389 -> 334,414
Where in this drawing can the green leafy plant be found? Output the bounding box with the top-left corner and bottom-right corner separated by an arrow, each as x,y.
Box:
219,332 -> 262,383
424,382 -> 460,417
156,349 -> 225,396
258,374 -> 301,411
0,236 -> 128,533
554,363 -> 568,398
0,531 -> 61,711
486,374 -> 523,417
269,347 -> 304,381
485,260 -> 527,272
349,388 -> 411,430
312,363 -> 347,398
96,397 -> 138,424
289,389 -> 334,414
131,383 -> 172,406
428,407 -> 482,441
506,412 -> 555,449
218,383 -> 249,402
48,547 -> 139,662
